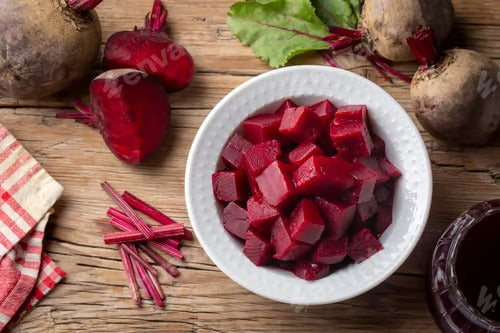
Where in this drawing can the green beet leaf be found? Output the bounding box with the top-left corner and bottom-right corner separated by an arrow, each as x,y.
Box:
311,0 -> 362,28
227,0 -> 331,68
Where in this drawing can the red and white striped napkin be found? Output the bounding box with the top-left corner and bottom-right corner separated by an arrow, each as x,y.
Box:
0,124 -> 65,331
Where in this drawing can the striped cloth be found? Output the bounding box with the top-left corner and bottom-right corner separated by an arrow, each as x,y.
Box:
0,124 -> 64,332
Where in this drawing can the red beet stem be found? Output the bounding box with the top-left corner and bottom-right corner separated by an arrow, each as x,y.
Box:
147,270 -> 166,306
407,27 -> 439,70
320,51 -> 338,68
328,26 -> 363,39
145,0 -> 168,32
118,245 -> 141,306
67,0 -> 103,12
366,53 -> 412,83
150,240 -> 184,260
130,247 -> 153,300
56,100 -> 96,127
104,225 -> 185,244
102,182 -> 156,240
138,244 -> 180,277
122,191 -> 193,240
122,243 -> 159,276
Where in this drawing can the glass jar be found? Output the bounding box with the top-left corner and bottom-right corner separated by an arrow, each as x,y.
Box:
429,200 -> 500,332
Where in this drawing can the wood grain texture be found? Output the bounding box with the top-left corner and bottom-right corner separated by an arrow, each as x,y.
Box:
1,0 -> 499,332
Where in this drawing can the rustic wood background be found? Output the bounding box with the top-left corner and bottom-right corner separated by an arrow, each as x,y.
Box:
2,0 -> 499,332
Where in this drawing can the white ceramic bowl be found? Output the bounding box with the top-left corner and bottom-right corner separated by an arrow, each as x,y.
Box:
185,66 -> 432,305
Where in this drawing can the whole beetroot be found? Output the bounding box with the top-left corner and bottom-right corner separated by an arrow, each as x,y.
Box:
103,0 -> 195,92
0,0 -> 103,99
408,28 -> 500,145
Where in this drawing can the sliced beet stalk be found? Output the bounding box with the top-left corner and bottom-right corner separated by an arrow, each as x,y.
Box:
343,161 -> 377,204
243,229 -> 273,266
241,140 -> 281,176
287,142 -> 324,166
247,195 -> 279,236
271,216 -> 311,261
293,259 -> 330,281
347,228 -> 383,263
314,197 -> 356,240
275,99 -> 297,117
279,106 -> 324,143
374,205 -> 393,237
312,235 -> 348,265
221,133 -> 253,169
243,114 -> 281,144
289,199 -> 325,245
308,100 -> 337,126
256,161 -> 296,208
223,202 -> 250,240
212,170 -> 248,202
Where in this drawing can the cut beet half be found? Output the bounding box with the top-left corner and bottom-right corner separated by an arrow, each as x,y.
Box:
223,202 -> 250,240
243,114 -> 281,144
314,197 -> 355,240
289,199 -> 325,245
212,170 -> 248,202
241,140 -> 281,176
256,161 -> 296,209
243,229 -> 273,266
288,142 -> 324,166
308,100 -> 337,126
271,217 -> 311,261
247,195 -> 279,236
312,235 -> 348,265
347,228 -> 383,263
221,133 -> 253,170
293,259 -> 330,281
275,99 -> 297,117
279,106 -> 324,143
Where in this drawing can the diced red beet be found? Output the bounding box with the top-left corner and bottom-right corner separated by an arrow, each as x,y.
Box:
222,202 -> 250,240
275,99 -> 297,117
212,170 -> 248,202
355,196 -> 379,222
347,228 -> 383,263
288,142 -> 324,166
279,107 -> 324,143
372,135 -> 386,156
293,259 -> 330,281
243,229 -> 273,266
316,131 -> 337,156
344,162 -> 377,204
308,100 -> 337,126
374,205 -> 393,237
221,133 -> 253,169
271,217 -> 311,261
293,156 -> 354,197
330,122 -> 373,161
312,235 -> 348,265
360,157 -> 391,185
242,140 -> 281,176
335,105 -> 368,124
247,195 -> 279,235
244,170 -> 262,196
243,114 -> 282,144
374,184 -> 393,206
289,199 -> 325,245
377,157 -> 402,179
256,161 -> 296,208
314,197 -> 356,240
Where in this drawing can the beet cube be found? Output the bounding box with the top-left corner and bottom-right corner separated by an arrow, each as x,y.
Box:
355,196 -> 379,223
243,229 -> 273,266
360,157 -> 391,185
288,142 -> 324,166
275,99 -> 297,117
374,205 -> 393,237
374,184 -> 393,206
247,195 -> 279,235
377,157 -> 401,179
243,114 -> 281,144
221,133 -> 253,169
312,235 -> 348,264
242,140 -> 281,176
279,106 -> 324,143
330,122 -> 373,161
372,135 -> 386,156
223,202 -> 250,240
289,199 -> 325,245
335,105 -> 368,124
344,162 -> 377,204
308,100 -> 337,126
212,170 -> 248,202
293,259 -> 330,281
256,161 -> 296,208
314,197 -> 355,240
347,228 -> 383,263
316,131 -> 337,156
293,156 -> 354,196
271,217 -> 311,261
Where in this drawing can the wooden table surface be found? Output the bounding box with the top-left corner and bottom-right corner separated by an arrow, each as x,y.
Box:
2,0 -> 500,332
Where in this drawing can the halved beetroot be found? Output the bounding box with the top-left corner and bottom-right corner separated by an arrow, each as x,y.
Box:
256,161 -> 296,208
223,202 -> 250,240
293,259 -> 330,281
275,99 -> 297,117
288,142 -> 324,166
314,197 -> 355,240
221,133 -> 253,169
360,157 -> 391,185
243,229 -> 273,266
355,196 -> 379,223
247,195 -> 279,235
347,228 -> 383,263
242,140 -> 281,176
279,106 -> 324,143
243,114 -> 281,144
344,162 -> 377,204
377,157 -> 402,179
271,217 -> 311,261
289,199 -> 325,245
212,170 -> 248,202
308,100 -> 337,126
374,205 -> 393,237
312,235 -> 348,265
293,156 -> 354,197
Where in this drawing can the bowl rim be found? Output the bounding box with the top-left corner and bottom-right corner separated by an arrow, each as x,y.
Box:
185,65 -> 433,305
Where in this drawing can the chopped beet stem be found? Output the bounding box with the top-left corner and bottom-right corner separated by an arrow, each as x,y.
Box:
130,251 -> 153,300
122,191 -> 193,240
56,99 -> 96,127
366,52 -> 412,83
150,241 -> 184,260
138,244 -> 180,277
321,51 -> 338,68
328,26 -> 363,39
330,36 -> 362,52
147,270 -> 166,303
118,245 -> 141,306
367,57 -> 393,83
122,243 -> 159,276
104,224 -> 185,244
67,0 -> 104,12
101,182 -> 156,240
145,0 -> 168,32
407,27 -> 439,70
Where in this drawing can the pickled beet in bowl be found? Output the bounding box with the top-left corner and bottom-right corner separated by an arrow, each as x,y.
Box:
186,66 -> 432,305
